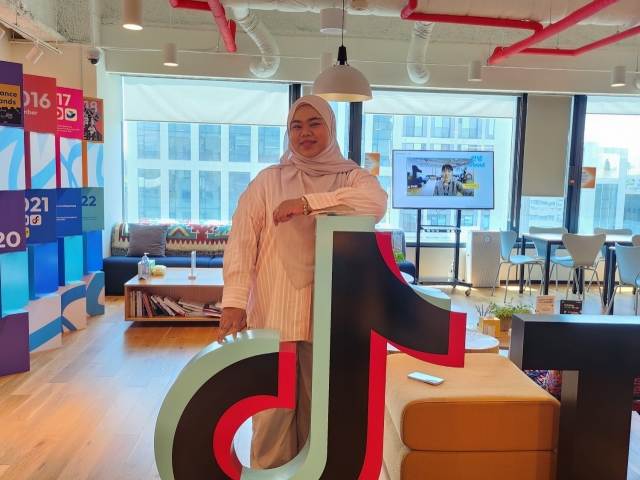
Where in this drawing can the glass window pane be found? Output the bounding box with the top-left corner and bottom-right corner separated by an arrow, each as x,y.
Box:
199,125 -> 221,161
230,126 -> 251,162
169,170 -> 191,221
138,169 -> 161,220
258,126 -> 281,163
168,123 -> 191,160
199,171 -> 221,221
137,122 -> 160,159
520,197 -> 565,231
372,115 -> 393,167
229,172 -> 251,218
578,108 -> 640,233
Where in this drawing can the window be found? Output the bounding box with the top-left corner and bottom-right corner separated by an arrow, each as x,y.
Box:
403,117 -> 427,137
138,169 -> 161,220
229,126 -> 251,162
258,127 -> 281,163
137,123 -> 160,159
430,143 -> 453,151
459,118 -> 481,139
402,143 -> 427,151
372,115 -> 393,167
199,125 -> 221,161
169,170 -> 191,221
168,124 -> 191,160
199,171 -> 221,221
578,102 -> 640,233
378,176 -> 391,223
485,119 -> 495,140
520,197 -> 565,232
229,172 -> 251,218
431,117 -> 454,138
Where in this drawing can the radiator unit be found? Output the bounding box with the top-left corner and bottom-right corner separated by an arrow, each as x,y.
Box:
466,231 -> 501,288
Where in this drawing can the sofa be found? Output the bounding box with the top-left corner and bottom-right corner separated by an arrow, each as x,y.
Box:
103,222 -> 417,296
103,222 -> 230,295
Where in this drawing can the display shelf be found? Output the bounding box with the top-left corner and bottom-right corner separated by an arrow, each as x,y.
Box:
124,268 -> 223,322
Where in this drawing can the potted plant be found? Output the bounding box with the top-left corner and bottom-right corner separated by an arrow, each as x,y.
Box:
488,301 -> 534,331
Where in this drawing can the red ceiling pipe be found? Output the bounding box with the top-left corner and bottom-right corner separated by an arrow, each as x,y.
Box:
401,0 -> 543,31
489,0 -> 623,64
520,24 -> 640,57
169,0 -> 237,53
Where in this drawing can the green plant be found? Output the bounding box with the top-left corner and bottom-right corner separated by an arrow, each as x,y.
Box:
487,301 -> 534,319
394,251 -> 405,262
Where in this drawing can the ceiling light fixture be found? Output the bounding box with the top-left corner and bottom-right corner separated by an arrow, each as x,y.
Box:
164,43 -> 178,66
0,28 -> 5,40
611,65 -> 626,87
312,0 -> 371,102
26,43 -> 43,63
468,60 -> 482,81
350,0 -> 368,11
320,8 -> 346,35
122,0 -> 143,30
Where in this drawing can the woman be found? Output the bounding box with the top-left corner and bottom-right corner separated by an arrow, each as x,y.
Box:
218,95 -> 387,469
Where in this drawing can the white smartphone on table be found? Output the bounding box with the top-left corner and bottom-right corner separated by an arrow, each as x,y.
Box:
408,371 -> 444,386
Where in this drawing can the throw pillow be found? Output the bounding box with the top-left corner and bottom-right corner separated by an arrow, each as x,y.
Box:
126,224 -> 168,257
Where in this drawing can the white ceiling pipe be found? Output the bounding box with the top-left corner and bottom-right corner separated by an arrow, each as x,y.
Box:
221,0 -> 640,25
231,6 -> 280,78
407,21 -> 433,84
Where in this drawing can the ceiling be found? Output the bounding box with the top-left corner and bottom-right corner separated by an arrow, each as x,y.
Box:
2,0 -> 640,54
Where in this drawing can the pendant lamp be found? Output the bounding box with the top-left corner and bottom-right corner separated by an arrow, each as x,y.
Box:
163,43 -> 178,66
123,0 -> 143,30
312,0 -> 371,102
468,60 -> 482,82
611,65 -> 626,87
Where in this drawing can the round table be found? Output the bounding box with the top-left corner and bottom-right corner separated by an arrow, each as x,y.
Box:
387,330 -> 500,355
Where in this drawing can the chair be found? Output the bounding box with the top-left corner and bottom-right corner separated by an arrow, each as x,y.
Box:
632,235 -> 640,247
587,228 -> 633,292
553,234 -> 605,305
529,226 -> 568,291
606,244 -> 640,314
491,230 -> 544,303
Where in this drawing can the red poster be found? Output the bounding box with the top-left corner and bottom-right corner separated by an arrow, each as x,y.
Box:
23,74 -> 57,134
56,87 -> 83,139
83,97 -> 104,143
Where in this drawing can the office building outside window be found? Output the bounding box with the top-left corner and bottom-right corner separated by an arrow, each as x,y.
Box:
403,117 -> 428,137
137,122 -> 160,159
168,124 -> 191,160
169,170 -> 191,221
372,115 -> 394,167
199,171 -> 221,221
138,169 -> 161,220
229,172 -> 251,218
258,126 -> 282,163
229,126 -> 251,163
431,117 -> 454,138
199,125 -> 221,161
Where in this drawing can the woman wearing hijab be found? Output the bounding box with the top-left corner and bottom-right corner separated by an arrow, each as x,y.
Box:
218,95 -> 387,469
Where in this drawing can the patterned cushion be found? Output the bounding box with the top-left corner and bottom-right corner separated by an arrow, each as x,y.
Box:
111,222 -> 231,257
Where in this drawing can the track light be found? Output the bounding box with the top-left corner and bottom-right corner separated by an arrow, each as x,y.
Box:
468,60 -> 482,82
0,28 -> 5,41
611,65 -> 626,87
122,0 -> 143,30
26,43 -> 43,63
163,43 -> 178,66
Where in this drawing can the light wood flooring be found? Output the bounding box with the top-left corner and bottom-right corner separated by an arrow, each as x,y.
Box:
0,284 -> 639,479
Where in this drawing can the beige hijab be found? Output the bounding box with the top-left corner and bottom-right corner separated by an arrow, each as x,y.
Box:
273,95 -> 359,290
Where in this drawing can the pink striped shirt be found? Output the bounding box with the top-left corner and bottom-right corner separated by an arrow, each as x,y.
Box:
221,166 -> 388,342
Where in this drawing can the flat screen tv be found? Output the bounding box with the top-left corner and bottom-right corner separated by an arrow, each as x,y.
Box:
392,149 -> 495,210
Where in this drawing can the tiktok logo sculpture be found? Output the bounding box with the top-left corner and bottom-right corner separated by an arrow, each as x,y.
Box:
155,216 -> 466,479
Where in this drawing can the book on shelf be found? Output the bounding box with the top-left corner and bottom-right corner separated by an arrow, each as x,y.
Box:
129,291 -> 221,319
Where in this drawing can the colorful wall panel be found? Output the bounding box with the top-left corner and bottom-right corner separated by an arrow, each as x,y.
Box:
0,126 -> 26,190
0,311 -> 30,376
58,235 -> 83,286
84,142 -> 104,187
58,137 -> 83,188
0,251 -> 29,317
0,190 -> 26,254
58,281 -> 86,331
25,189 -> 57,245
26,294 -> 61,353
56,188 -> 82,237
28,242 -> 59,300
83,230 -> 103,274
29,132 -> 56,189
81,187 -> 104,232
84,271 -> 105,316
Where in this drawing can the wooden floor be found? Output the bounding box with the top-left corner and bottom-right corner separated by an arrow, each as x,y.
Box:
0,283 -> 639,479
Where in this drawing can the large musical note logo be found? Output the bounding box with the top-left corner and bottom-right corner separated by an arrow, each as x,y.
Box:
155,216 -> 466,479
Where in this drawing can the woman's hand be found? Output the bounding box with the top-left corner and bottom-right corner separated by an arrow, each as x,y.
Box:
217,307 -> 247,343
273,198 -> 305,226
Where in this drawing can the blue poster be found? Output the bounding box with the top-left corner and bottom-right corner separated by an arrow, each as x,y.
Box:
56,188 -> 82,237
0,190 -> 26,254
25,189 -> 57,245
81,187 -> 104,232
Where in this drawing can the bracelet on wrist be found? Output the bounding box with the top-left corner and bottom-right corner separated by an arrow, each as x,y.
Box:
301,196 -> 310,216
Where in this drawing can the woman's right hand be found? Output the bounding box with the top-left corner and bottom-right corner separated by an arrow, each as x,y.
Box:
217,307 -> 248,343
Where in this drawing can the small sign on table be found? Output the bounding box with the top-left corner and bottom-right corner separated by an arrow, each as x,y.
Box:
536,295 -> 555,314
560,300 -> 583,315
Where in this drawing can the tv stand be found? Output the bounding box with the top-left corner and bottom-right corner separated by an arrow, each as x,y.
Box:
414,209 -> 472,296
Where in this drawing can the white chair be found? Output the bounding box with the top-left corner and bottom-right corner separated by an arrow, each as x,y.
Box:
606,244 -> 640,314
587,228 -> 633,292
553,234 -> 606,305
529,226 -> 568,291
491,230 -> 544,303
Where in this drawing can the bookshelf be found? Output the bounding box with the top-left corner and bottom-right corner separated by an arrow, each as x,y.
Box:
124,268 -> 224,321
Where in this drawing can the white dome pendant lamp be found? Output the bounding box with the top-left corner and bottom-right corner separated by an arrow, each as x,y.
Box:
312,0 -> 371,102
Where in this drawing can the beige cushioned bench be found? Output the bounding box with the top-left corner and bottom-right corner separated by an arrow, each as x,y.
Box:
385,353 -> 560,480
